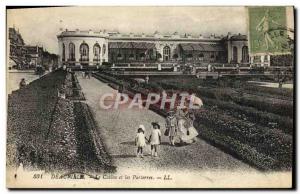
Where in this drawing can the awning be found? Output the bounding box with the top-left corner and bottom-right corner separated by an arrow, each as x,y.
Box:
108,42 -> 155,49
209,44 -> 225,52
199,44 -> 225,52
180,43 -> 225,52
180,43 -> 194,51
108,42 -> 119,49
191,44 -> 204,51
118,42 -> 132,49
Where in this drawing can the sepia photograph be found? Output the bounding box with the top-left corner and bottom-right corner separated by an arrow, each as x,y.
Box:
5,5 -> 295,189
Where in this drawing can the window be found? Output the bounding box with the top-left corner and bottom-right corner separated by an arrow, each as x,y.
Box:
156,53 -> 162,59
254,56 -> 261,62
62,43 -> 65,61
80,42 -> 89,61
102,44 -> 106,55
198,53 -> 204,61
149,49 -> 154,60
93,43 -> 101,59
232,46 -> 238,63
69,42 -> 75,60
163,46 -> 170,61
242,46 -> 249,63
117,53 -> 122,61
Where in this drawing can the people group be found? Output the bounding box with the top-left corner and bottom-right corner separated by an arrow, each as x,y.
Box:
135,122 -> 162,158
165,108 -> 198,145
134,108 -> 198,158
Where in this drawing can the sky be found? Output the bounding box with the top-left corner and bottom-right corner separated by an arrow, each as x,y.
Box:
7,6 -> 248,54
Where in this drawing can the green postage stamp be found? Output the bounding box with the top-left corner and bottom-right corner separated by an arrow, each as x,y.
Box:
248,6 -> 293,55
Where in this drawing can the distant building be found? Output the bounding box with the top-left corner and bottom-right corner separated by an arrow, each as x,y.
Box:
57,29 -> 251,67
24,45 -> 44,68
225,33 -> 249,64
8,27 -> 58,70
8,27 -> 26,69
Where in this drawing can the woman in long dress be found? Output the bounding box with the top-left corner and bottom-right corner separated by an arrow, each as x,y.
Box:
177,111 -> 198,144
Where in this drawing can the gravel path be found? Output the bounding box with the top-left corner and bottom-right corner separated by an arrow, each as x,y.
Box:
78,76 -> 255,173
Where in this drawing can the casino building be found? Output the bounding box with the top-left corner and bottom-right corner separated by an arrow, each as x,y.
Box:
57,29 -> 251,67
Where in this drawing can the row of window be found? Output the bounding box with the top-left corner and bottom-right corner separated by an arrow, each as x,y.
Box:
111,52 -> 223,62
62,42 -> 106,61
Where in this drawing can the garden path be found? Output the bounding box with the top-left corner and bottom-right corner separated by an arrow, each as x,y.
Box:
78,75 -> 255,174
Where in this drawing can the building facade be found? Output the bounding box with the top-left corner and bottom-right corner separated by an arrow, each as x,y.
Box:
24,45 -> 44,68
8,27 -> 59,70
57,29 -> 109,66
8,27 -> 26,68
57,29 -> 252,67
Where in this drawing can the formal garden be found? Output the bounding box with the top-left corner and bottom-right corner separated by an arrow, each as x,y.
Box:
93,70 -> 293,171
7,69 -> 115,173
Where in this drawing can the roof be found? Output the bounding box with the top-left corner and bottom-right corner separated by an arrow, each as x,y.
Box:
230,34 -> 247,41
180,43 -> 194,51
180,43 -> 225,52
108,42 -> 155,49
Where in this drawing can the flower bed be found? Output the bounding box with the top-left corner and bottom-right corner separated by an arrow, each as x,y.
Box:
194,109 -> 292,170
230,93 -> 293,118
7,69 -> 112,173
7,70 -> 67,169
198,124 -> 276,170
240,83 -> 293,100
42,98 -> 78,172
73,102 -> 116,172
202,97 -> 293,134
158,81 -> 293,118
65,72 -> 85,101
91,71 -> 293,170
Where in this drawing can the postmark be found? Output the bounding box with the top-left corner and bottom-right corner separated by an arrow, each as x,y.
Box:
248,6 -> 293,55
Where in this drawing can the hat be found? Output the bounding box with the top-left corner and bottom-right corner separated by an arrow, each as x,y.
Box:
151,122 -> 160,129
138,124 -> 145,132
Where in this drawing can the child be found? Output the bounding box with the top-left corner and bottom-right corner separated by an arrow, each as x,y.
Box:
165,110 -> 178,146
135,125 -> 147,158
148,122 -> 162,157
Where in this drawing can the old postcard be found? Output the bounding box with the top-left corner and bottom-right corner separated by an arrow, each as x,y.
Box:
6,6 -> 294,189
